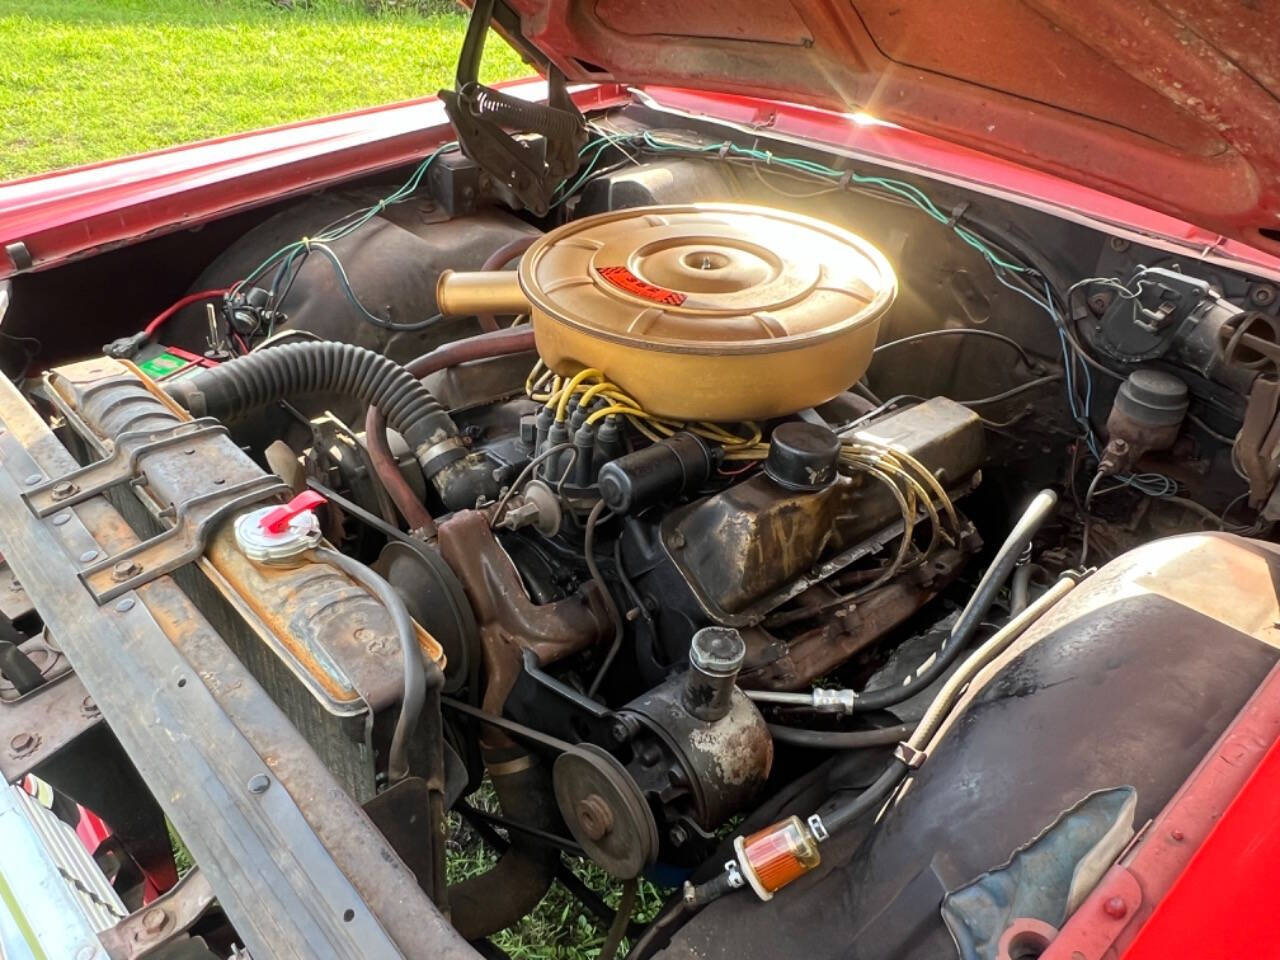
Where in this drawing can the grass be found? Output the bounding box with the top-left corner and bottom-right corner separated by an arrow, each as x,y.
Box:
449,781 -> 669,959
0,0 -> 529,181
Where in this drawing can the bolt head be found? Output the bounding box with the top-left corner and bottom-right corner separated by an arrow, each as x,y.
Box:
51,480 -> 76,499
247,773 -> 271,795
576,793 -> 613,841
139,907 -> 169,936
9,732 -> 37,755
115,597 -> 135,613
111,559 -> 142,581
81,695 -> 99,716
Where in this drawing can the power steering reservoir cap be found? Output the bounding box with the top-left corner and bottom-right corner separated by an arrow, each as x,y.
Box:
234,491 -> 324,564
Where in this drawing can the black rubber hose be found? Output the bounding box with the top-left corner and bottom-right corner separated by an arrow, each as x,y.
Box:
0,639 -> 44,694
166,340 -> 457,454
449,752 -> 560,940
767,722 -> 916,750
317,547 -> 435,783
816,757 -> 910,835
843,488 -> 1059,713
1009,561 -> 1044,616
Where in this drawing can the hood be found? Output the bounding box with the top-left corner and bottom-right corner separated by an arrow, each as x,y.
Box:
502,0 -> 1280,256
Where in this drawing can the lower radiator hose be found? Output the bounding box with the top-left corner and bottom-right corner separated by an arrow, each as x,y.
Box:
449,750 -> 560,939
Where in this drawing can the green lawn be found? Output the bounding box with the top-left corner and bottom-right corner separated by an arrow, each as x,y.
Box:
0,0 -> 529,181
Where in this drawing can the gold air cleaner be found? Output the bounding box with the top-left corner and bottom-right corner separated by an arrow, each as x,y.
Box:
437,203 -> 896,421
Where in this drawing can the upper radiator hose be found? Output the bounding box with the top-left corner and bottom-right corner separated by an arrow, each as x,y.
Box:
167,342 -> 491,510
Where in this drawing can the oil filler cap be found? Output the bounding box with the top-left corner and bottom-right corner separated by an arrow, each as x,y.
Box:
234,491 -> 324,564
764,422 -> 841,491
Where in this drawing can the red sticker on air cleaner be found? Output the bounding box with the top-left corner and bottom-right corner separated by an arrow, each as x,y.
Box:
597,266 -> 686,306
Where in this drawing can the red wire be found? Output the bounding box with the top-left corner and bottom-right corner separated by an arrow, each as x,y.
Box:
143,289 -> 229,338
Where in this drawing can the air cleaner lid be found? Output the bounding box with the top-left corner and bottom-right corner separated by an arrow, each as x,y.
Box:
518,204 -> 895,355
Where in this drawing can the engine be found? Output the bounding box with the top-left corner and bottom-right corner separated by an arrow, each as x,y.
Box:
154,201 -> 986,882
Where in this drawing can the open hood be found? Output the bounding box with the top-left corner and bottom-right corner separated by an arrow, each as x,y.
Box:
500,0 -> 1280,256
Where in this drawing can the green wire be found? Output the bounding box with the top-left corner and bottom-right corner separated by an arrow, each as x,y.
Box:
232,141 -> 457,297
635,131 -> 1030,274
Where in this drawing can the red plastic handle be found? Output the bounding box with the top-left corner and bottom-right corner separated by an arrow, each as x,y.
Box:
259,490 -> 326,534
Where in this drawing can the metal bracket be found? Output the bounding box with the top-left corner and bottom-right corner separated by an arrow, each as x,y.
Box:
439,0 -> 587,215
0,671 -> 100,782
97,868 -> 215,960
79,474 -> 286,604
23,397 -> 286,605
23,418 -> 228,516
894,742 -> 928,769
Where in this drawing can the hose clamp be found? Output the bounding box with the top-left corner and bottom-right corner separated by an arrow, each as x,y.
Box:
806,814 -> 829,842
415,435 -> 466,475
893,742 -> 927,769
724,859 -> 745,889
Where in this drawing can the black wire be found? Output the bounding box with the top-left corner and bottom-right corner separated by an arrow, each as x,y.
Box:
834,394 -> 925,432
584,500 -> 624,698
873,327 -> 1037,369
612,537 -> 651,624
956,373 -> 1064,407
0,330 -> 42,381
979,408 -> 1033,430
1187,410 -> 1237,445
